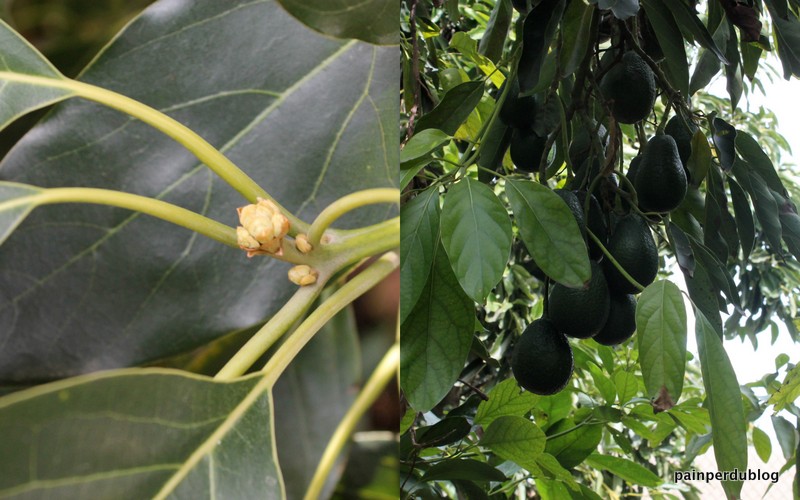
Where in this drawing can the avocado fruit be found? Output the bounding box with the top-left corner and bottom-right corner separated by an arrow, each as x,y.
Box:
511,318 -> 574,395
510,128 -> 548,172
574,190 -> 607,259
601,213 -> 658,294
665,115 -> 697,169
569,121 -> 608,168
593,293 -> 637,346
499,78 -> 537,129
599,51 -> 656,124
635,135 -> 688,212
554,189 -> 587,238
626,155 -> 642,186
548,261 -> 610,339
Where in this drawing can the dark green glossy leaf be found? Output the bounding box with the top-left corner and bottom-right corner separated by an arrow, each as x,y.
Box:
690,19 -> 730,95
667,0 -> 728,64
276,0 -> 397,45
544,418 -> 602,469
401,129 -> 451,167
421,459 -> 506,483
641,0 -> 689,96
667,222 -> 695,276
477,118 -> 512,184
474,378 -> 539,427
725,23 -> 744,110
749,173 -> 784,253
480,416 -> 546,471
0,182 -> 43,247
416,81 -> 485,136
706,166 -> 739,260
0,0 -> 398,381
636,280 -> 687,406
400,242 -> 475,412
741,37 -> 763,80
772,415 -> 798,460
585,453 -> 663,487
688,237 -> 739,308
400,187 -> 440,324
765,3 -> 800,79
441,177 -> 512,302
685,263 -> 723,338
712,117 -> 737,171
273,304 -> 359,499
417,417 -> 472,448
728,177 -> 755,260
735,131 -> 786,194
517,0 -> 566,93
695,308 -> 747,499
479,0 -> 513,63
0,19 -> 74,132
505,179 -> 590,288
753,426 -> 772,463
0,369 -> 281,499
559,1 -> 596,78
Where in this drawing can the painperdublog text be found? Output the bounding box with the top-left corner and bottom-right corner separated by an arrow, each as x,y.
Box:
674,469 -> 779,483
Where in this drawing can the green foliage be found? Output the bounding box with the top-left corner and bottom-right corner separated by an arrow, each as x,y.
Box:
402,0 -> 800,496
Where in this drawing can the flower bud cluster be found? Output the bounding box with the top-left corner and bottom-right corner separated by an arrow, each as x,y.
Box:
236,198 -> 290,257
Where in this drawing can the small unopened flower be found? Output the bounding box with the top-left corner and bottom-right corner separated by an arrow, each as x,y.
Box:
295,234 -> 313,254
237,198 -> 290,257
288,265 -> 318,286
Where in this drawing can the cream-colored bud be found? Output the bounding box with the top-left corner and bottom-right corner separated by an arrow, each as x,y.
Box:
295,234 -> 313,253
288,265 -> 318,286
236,226 -> 260,250
236,198 -> 291,256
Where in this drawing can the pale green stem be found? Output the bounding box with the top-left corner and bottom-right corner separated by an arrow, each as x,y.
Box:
0,71 -> 307,233
215,220 -> 399,380
307,188 -> 399,246
262,252 -> 399,387
31,187 -> 238,247
586,228 -> 645,292
214,284 -> 323,380
321,216 -> 400,271
304,343 -> 399,500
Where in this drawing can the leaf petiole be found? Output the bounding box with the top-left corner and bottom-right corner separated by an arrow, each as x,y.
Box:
307,188 -> 399,246
0,71 -> 308,234
304,343 -> 399,500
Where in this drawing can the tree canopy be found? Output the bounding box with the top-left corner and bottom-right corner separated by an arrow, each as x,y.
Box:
400,0 -> 800,497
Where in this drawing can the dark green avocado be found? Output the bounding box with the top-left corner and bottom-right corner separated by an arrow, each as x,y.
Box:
510,128 -> 548,172
499,78 -> 537,129
665,115 -> 697,169
594,293 -> 637,346
601,213 -> 658,295
511,318 -> 574,395
548,261 -> 610,339
635,135 -> 688,213
599,51 -> 656,124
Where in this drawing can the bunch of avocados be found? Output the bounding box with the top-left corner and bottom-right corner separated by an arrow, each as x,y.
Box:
507,41 -> 695,395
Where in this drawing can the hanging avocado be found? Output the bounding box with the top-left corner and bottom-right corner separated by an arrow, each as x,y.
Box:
510,128 -> 548,172
593,293 -> 637,346
511,318 -> 574,395
548,261 -> 611,339
601,213 -> 658,295
599,51 -> 656,124
635,135 -> 688,213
